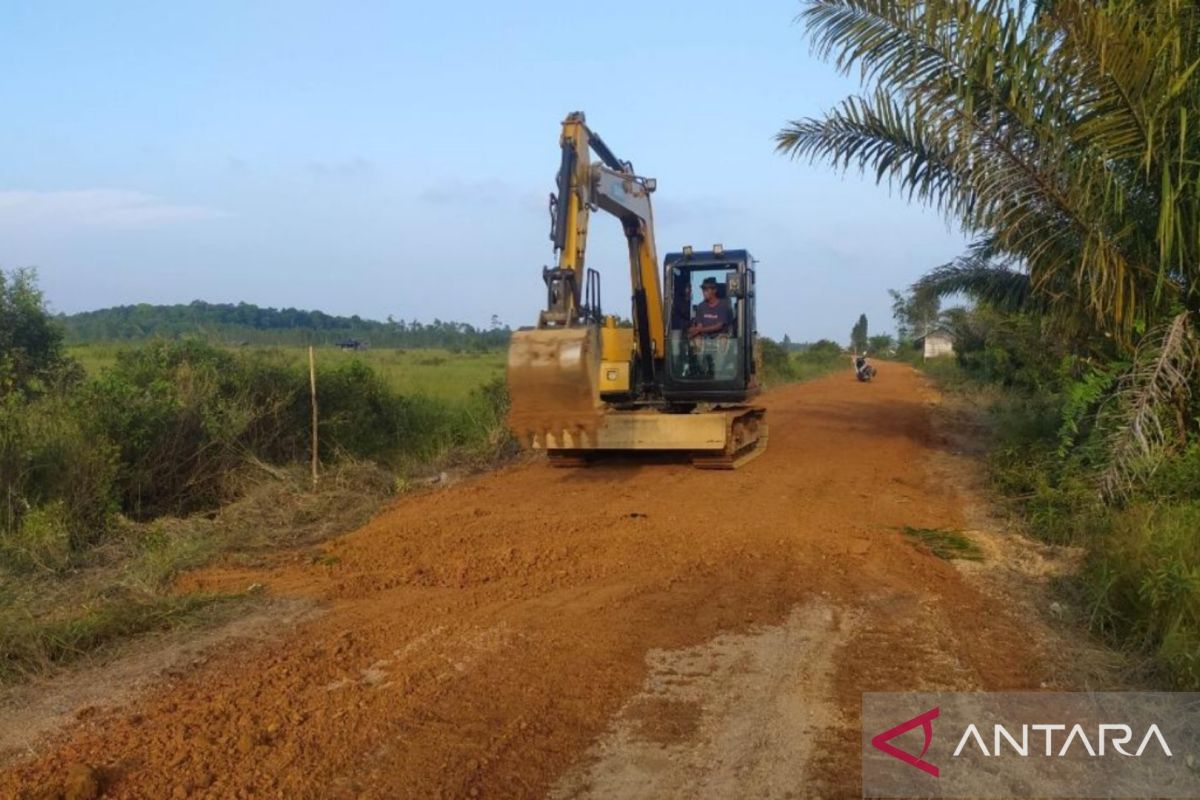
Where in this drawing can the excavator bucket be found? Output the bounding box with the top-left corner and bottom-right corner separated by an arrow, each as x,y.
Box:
506,326 -> 603,448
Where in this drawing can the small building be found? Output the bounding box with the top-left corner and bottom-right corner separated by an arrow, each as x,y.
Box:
913,328 -> 955,359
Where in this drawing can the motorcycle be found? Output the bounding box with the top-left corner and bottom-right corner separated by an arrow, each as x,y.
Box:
854,356 -> 876,382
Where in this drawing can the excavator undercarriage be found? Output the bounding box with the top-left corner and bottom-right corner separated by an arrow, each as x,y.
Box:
537,406 -> 768,469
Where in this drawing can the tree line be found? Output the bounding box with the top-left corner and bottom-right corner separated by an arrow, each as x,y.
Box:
59,299 -> 512,350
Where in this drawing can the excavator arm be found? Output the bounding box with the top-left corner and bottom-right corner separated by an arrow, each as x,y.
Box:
508,112 -> 667,446
545,112 -> 664,374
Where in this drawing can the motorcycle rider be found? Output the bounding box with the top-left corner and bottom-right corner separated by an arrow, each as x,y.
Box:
853,352 -> 873,380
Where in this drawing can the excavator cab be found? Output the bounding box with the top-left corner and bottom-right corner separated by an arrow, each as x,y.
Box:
662,248 -> 759,404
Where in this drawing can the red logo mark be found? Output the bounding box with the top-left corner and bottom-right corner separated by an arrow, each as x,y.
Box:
871,706 -> 940,777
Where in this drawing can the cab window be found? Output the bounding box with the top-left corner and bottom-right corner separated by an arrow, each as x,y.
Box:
667,267 -> 739,381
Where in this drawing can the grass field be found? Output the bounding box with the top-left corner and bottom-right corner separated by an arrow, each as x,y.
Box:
70,344 -> 506,401
70,343 -> 844,399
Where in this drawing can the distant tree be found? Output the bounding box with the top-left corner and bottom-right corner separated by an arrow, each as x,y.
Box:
868,333 -> 895,354
889,288 -> 940,343
60,301 -> 512,350
0,268 -> 71,397
850,314 -> 869,353
781,333 -> 793,351
807,339 -> 844,357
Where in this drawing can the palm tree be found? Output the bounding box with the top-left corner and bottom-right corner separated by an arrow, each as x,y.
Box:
779,0 -> 1200,492
777,0 -> 1200,342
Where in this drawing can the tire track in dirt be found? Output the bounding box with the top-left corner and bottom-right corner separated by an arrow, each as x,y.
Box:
0,363 -> 1079,799
549,601 -> 860,799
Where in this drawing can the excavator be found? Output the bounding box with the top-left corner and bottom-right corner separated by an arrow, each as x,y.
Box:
506,112 -> 767,468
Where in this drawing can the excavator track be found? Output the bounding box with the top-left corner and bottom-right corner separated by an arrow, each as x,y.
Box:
690,407 -> 768,469
543,406 -> 767,469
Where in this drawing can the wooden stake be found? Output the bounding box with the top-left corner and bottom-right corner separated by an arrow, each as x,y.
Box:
309,345 -> 319,488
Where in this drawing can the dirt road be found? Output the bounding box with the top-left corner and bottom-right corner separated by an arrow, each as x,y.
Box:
1,363 -> 1091,799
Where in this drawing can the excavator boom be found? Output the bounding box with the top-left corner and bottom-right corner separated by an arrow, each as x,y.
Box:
507,112 -> 662,446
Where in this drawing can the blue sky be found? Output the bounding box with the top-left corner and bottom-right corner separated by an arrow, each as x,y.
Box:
2,0 -> 966,341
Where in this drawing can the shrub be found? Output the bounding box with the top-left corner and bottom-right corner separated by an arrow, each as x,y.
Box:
312,359 -> 425,462
461,375 -> 517,461
806,339 -> 844,359
76,340 -> 517,515
759,337 -> 795,384
941,360 -> 1200,686
84,340 -> 261,517
0,395 -> 118,566
1084,501 -> 1200,688
0,268 -> 72,398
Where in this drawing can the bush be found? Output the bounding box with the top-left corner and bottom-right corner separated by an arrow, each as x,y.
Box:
806,339 -> 844,359
918,355 -> 966,386
760,337 -> 846,385
759,337 -> 795,384
314,359 -> 432,462
0,331 -> 521,680
75,340 -> 517,516
84,340 -> 268,517
942,362 -> 1200,687
947,308 -> 1065,391
1084,501 -> 1200,687
0,395 -> 118,568
0,268 -> 73,398
462,375 -> 518,461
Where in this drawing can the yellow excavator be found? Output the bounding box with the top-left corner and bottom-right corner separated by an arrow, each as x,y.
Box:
506,111 -> 767,468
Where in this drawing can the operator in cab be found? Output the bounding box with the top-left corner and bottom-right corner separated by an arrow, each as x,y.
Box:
670,281 -> 694,331
687,277 -> 733,339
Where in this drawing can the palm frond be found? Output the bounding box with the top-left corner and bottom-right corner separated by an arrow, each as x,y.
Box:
783,0 -> 1200,342
1098,311 -> 1197,499
776,92 -> 965,210
915,258 -> 1035,314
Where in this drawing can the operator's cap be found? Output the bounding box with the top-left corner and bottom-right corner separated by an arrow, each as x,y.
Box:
700,277 -> 719,289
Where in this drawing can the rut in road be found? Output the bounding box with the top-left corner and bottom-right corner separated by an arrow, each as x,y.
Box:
0,363 -> 1087,799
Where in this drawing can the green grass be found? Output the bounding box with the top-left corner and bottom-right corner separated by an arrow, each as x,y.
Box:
287,347 -> 505,400
0,591 -> 240,682
900,526 -> 984,561
73,342 -> 860,400
0,461 -> 397,685
67,342 -> 123,375
70,343 -> 506,402
788,353 -> 847,382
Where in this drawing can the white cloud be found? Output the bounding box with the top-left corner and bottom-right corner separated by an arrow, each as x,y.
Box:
0,189 -> 226,230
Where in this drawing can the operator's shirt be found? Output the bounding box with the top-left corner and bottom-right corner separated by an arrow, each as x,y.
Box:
694,300 -> 734,335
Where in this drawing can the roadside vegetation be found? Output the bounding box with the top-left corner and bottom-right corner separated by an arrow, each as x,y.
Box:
0,269 -> 514,682
782,0 -> 1200,686
761,337 -> 847,384
70,343 -> 506,402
